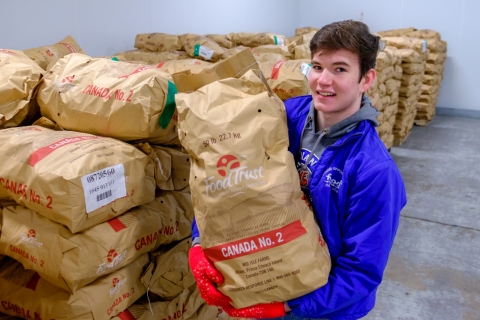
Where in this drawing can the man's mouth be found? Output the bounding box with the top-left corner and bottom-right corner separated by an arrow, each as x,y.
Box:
317,91 -> 336,97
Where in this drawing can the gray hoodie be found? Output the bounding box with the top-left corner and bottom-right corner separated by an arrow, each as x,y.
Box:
296,95 -> 379,196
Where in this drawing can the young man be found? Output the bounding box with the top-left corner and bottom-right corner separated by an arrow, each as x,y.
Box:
189,20 -> 407,319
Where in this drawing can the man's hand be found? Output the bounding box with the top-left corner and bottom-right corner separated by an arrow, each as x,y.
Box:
222,302 -> 286,319
188,245 -> 231,308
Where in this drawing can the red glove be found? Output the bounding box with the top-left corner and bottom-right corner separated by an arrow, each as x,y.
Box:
189,245 -> 231,308
222,302 -> 286,319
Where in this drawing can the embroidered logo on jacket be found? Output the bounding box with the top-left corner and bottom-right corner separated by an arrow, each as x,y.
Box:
323,167 -> 343,193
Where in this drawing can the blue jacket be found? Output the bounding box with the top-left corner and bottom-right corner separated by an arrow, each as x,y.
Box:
192,95 -> 406,319
285,96 -> 406,319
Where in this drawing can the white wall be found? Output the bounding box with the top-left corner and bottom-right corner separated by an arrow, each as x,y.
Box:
0,0 -> 299,57
0,1 -> 476,112
299,0 -> 479,112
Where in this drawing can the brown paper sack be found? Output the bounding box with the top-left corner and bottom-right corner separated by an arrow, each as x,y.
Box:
181,34 -> 225,62
113,50 -> 189,64
175,52 -> 330,308
157,59 -> 213,75
377,27 -> 416,37
0,126 -> 155,233
294,43 -> 311,60
0,254 -> 149,320
135,143 -> 191,191
260,60 -> 311,101
32,116 -> 65,131
382,37 -> 428,54
145,238 -> 195,299
233,32 -> 289,47
23,35 -> 84,70
0,49 -> 44,129
134,33 -> 183,52
251,44 -> 294,59
295,27 -> 319,37
253,53 -> 289,64
206,33 -> 236,49
0,194 -> 192,292
221,46 -> 250,60
37,53 -> 179,145
112,286 -> 219,320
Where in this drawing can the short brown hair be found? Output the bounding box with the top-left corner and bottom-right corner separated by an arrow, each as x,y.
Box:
310,20 -> 380,81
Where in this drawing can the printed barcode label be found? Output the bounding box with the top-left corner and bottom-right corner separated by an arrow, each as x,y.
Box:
81,164 -> 127,213
300,62 -> 312,78
97,190 -> 112,202
199,45 -> 214,60
274,36 -> 285,46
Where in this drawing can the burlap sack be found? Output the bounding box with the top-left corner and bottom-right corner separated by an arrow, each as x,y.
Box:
381,95 -> 392,107
145,238 -> 195,299
398,95 -> 419,110
393,48 -> 425,64
404,29 -> 441,40
206,33 -> 236,49
419,93 -> 439,105
377,27 -> 416,37
251,44 -> 294,59
260,60 -> 311,101
294,43 -> 311,59
390,91 -> 399,105
378,66 -> 394,83
233,32 -> 289,47
0,193 -> 192,292
37,53 -> 179,145
383,103 -> 399,120
392,65 -> 402,80
295,27 -> 319,37
385,79 -> 401,95
172,49 -> 259,93
423,74 -> 441,87
401,73 -> 423,87
401,63 -> 426,75
175,52 -> 330,308
376,51 -> 391,71
253,53 -> 288,64
425,63 -> 443,75
221,46 -> 250,60
368,92 -> 383,111
134,33 -> 183,52
421,84 -> 439,95
399,82 -> 422,97
376,112 -> 384,125
135,143 -> 190,191
22,35 -> 84,70
376,119 -> 393,137
181,34 -> 225,62
383,48 -> 400,66
0,49 -> 44,129
427,52 -> 447,64
113,50 -> 189,64
378,83 -> 387,97
367,76 -> 379,96
382,37 -> 428,54
0,126 -> 155,233
0,254 -> 149,320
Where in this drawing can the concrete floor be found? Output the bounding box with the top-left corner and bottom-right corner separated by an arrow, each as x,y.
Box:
365,115 -> 480,320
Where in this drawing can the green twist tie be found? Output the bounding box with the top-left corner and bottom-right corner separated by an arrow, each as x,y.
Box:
110,57 -> 119,61
273,35 -> 278,45
193,44 -> 200,57
159,81 -> 178,129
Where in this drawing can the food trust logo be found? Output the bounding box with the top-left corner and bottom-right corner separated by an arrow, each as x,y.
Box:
204,154 -> 264,197
97,248 -> 127,274
109,277 -> 127,297
18,229 -> 43,248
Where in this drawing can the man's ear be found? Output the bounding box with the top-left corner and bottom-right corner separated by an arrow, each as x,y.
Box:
360,69 -> 376,93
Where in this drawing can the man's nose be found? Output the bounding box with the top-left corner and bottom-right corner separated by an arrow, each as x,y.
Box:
317,69 -> 333,85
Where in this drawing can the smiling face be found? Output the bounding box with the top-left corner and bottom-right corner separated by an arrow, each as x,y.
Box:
309,49 -> 375,130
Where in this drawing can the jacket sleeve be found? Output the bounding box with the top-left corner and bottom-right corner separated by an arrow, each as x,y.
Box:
288,159 -> 406,318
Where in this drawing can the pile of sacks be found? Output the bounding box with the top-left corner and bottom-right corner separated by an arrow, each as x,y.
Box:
379,36 -> 429,146
368,44 -> 403,150
0,39 -> 205,319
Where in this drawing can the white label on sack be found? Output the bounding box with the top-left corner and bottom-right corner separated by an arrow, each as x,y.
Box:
300,62 -> 312,78
422,40 -> 428,53
81,164 -> 127,213
199,46 -> 214,60
274,36 -> 285,46
379,40 -> 386,51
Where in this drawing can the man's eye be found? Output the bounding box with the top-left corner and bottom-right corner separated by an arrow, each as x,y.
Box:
313,66 -> 323,71
336,68 -> 346,72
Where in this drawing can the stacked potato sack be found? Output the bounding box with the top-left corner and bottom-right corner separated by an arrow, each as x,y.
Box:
403,30 -> 447,126
381,37 -> 428,145
0,49 -> 44,129
22,35 -> 85,71
376,27 -> 417,38
0,52 -> 195,319
368,45 -> 402,150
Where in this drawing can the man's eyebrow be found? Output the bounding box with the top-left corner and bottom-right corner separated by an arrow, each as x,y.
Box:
332,61 -> 350,67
